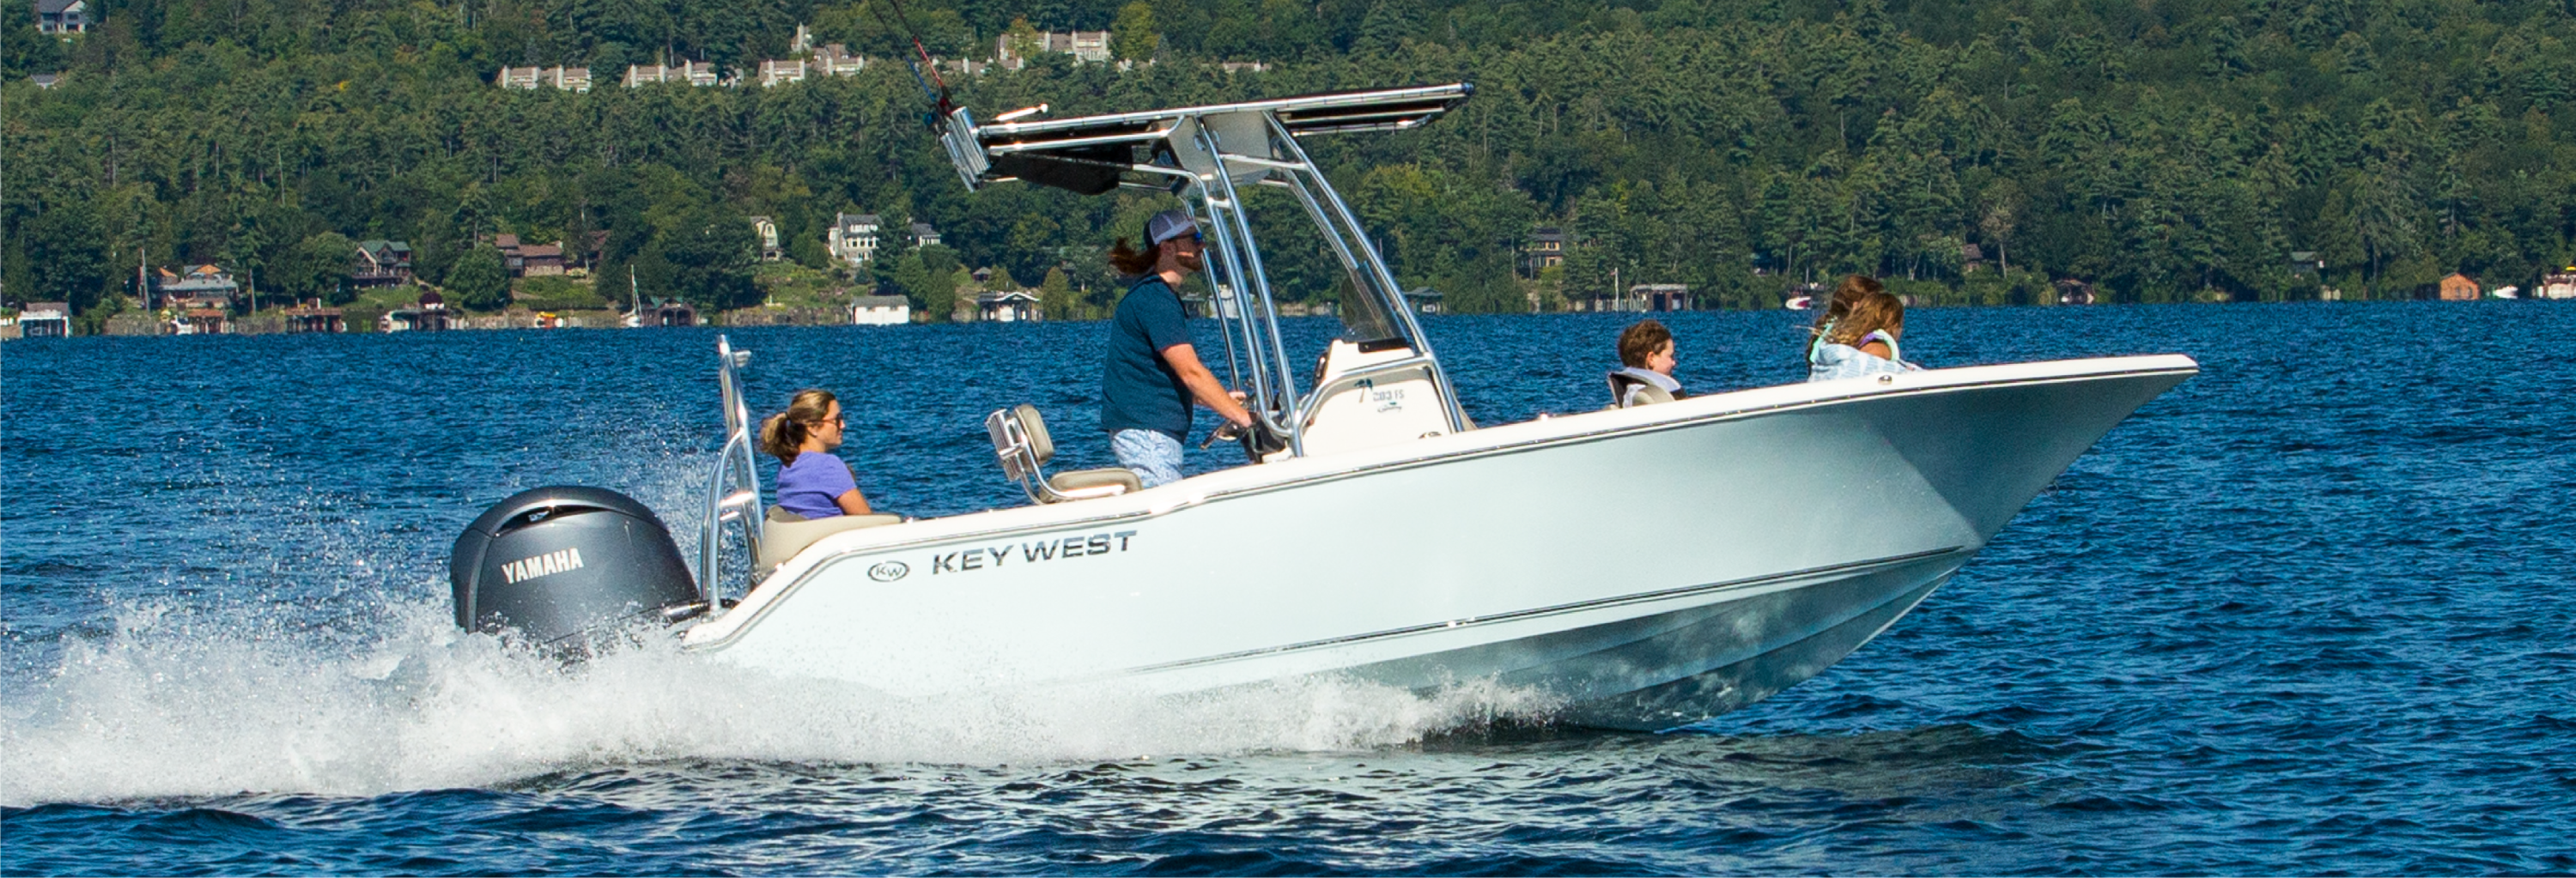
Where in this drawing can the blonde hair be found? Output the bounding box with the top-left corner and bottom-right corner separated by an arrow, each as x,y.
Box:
1828,291 -> 1905,346
757,389 -> 838,465
1813,275 -> 1883,336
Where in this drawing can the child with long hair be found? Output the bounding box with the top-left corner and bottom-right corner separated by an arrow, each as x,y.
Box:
1806,290 -> 1922,382
757,389 -> 873,518
1807,275 -> 1883,364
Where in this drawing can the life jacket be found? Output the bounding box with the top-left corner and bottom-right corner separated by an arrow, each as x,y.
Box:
1607,366 -> 1682,408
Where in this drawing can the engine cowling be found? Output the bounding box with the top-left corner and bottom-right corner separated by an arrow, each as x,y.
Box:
450,486 -> 700,646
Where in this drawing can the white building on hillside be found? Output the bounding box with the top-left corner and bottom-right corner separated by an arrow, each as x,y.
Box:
829,213 -> 882,265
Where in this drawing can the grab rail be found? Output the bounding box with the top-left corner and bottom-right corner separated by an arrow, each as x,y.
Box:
698,336 -> 762,613
1298,356 -> 1444,426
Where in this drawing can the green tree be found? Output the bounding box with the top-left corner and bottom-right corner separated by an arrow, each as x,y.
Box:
283,232 -> 357,305
447,246 -> 513,312
657,206 -> 760,310
1002,16 -> 1043,60
23,203 -> 106,314
1113,2 -> 1158,60
3,0 -> 61,79
1038,266 -> 1076,319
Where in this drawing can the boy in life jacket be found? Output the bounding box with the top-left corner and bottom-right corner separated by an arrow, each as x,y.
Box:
1608,318 -> 1684,408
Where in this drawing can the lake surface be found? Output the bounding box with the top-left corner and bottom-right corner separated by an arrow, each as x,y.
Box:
3,302 -> 2570,875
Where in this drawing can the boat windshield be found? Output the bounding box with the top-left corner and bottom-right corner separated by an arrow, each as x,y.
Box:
1335,278 -> 1404,345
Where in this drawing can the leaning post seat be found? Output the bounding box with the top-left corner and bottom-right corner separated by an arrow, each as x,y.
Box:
757,506 -> 902,572
985,404 -> 1145,503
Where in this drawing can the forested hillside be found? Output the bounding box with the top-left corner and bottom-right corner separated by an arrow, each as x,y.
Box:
5,0 -> 2573,319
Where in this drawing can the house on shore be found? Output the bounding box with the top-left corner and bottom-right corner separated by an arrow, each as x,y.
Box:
959,289 -> 1040,323
1571,283 -> 1691,312
381,290 -> 452,332
2437,272 -> 2481,301
352,239 -> 414,287
2539,267 -> 2576,300
1524,227 -> 1567,275
829,213 -> 882,266
810,44 -> 868,76
908,222 -> 941,249
1633,283 -> 1692,312
750,216 -> 783,261
631,296 -> 698,327
624,61 -> 725,88
281,301 -> 345,333
157,264 -> 240,310
178,308 -> 228,335
757,59 -> 806,87
851,294 -> 911,325
34,0 -> 86,33
14,302 -> 71,338
486,234 -> 568,276
495,66 -> 592,92
996,30 -> 1112,64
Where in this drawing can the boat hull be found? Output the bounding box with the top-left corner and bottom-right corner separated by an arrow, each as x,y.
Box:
682,355 -> 2195,730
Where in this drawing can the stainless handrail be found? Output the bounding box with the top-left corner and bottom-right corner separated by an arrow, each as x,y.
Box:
1297,355 -> 1438,423
1195,122 -> 1303,453
698,336 -> 762,613
938,87 -> 1479,458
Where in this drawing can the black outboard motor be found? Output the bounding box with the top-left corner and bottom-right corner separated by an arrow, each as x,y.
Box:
450,486 -> 701,647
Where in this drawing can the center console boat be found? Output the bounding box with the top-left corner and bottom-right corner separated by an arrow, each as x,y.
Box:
452,85 -> 2196,730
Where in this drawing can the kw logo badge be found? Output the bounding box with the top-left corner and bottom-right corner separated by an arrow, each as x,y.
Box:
867,560 -> 910,582
501,548 -> 585,584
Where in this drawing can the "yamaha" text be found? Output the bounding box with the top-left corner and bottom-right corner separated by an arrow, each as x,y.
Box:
501,547 -> 586,584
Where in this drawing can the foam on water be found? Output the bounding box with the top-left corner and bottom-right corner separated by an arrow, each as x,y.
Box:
0,595 -> 1557,805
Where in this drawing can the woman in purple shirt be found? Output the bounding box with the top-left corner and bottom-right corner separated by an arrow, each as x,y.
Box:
758,389 -> 872,519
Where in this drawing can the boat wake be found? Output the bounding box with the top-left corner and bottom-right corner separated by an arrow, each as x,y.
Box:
0,596 -> 1560,806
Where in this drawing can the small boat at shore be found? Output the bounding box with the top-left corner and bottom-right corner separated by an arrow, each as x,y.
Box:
451,85 -> 2195,730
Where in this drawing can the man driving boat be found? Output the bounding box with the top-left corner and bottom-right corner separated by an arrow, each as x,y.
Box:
1100,209 -> 1257,487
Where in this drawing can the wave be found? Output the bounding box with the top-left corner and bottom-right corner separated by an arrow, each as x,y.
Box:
0,596 -> 1557,806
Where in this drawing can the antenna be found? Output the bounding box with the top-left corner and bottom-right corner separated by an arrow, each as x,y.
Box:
865,0 -> 956,128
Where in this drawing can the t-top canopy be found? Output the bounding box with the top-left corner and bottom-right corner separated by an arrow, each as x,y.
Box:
939,83 -> 1473,194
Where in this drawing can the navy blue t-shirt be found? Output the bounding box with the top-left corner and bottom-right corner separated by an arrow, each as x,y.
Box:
1101,277 -> 1195,439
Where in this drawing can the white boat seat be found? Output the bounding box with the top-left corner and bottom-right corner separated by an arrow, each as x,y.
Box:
987,404 -> 1144,504
1608,372 -> 1675,408
759,506 -> 901,571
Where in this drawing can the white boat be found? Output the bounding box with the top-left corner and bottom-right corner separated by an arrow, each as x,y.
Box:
682,347 -> 2190,730
1784,295 -> 1813,310
468,85 -> 2196,731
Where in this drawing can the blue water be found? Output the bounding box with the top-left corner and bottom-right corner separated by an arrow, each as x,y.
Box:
3,302 -> 2570,875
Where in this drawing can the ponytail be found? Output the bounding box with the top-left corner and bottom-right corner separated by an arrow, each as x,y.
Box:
1108,237 -> 1157,276
757,389 -> 838,465
757,413 -> 805,466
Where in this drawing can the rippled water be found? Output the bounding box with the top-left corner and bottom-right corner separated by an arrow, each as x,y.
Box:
4,302 -> 2570,875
